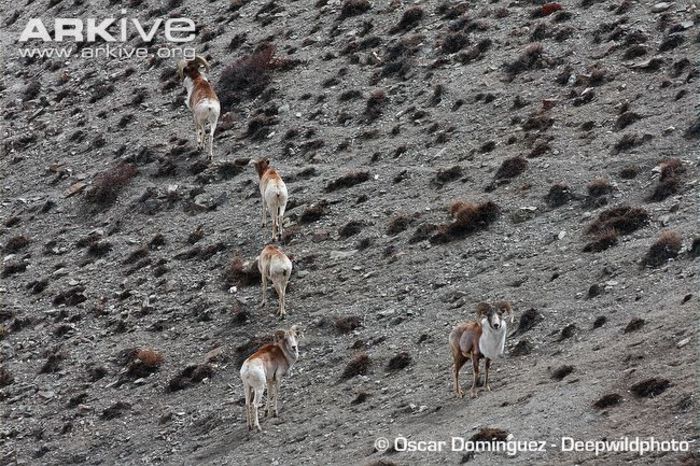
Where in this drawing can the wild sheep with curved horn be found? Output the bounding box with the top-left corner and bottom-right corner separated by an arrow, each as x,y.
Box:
177,55 -> 220,160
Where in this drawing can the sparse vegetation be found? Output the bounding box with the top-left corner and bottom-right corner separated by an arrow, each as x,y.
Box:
643,230 -> 682,267
341,352 -> 371,380
85,163 -> 137,207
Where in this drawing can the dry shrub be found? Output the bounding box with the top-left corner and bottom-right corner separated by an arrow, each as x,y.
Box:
135,349 -> 164,367
532,2 -> 562,18
391,6 -> 424,33
594,393 -> 623,409
470,427 -> 509,442
587,206 -> 649,236
0,366 -> 14,387
167,364 -> 214,392
339,220 -> 365,238
431,200 -> 500,243
643,230 -> 682,267
587,179 -> 613,197
339,0 -> 370,19
4,235 -> 30,253
648,158 -> 684,202
387,215 -> 414,235
341,352 -> 371,380
217,43 -> 277,109
495,156 -> 527,179
504,43 -> 544,79
299,201 -> 329,223
223,256 -> 261,288
433,165 -> 463,185
619,166 -> 639,179
551,365 -> 574,380
85,163 -> 137,206
365,89 -> 387,121
335,315 -> 362,334
386,351 -> 412,371
326,170 -> 370,192
583,228 -> 618,252
630,378 -> 670,398
545,182 -> 573,207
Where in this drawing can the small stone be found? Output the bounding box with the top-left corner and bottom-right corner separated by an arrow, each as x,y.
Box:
651,2 -> 671,13
677,338 -> 690,348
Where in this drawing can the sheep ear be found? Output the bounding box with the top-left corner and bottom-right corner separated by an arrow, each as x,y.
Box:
274,330 -> 285,342
475,302 -> 490,318
289,325 -> 302,339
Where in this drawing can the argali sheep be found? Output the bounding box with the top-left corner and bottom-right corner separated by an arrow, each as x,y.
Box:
240,325 -> 300,431
249,158 -> 288,241
177,55 -> 220,160
449,301 -> 514,398
258,244 -> 293,317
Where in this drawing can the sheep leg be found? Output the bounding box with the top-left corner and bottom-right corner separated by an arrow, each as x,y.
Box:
470,357 -> 480,399
485,358 -> 492,392
273,380 -> 280,417
453,355 -> 466,398
208,122 -> 215,161
277,203 -> 285,241
260,194 -> 267,228
252,386 -> 264,431
260,272 -> 267,308
244,385 -> 252,430
274,280 -> 285,318
264,382 -> 273,417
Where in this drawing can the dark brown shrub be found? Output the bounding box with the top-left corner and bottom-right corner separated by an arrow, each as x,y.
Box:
619,166 -> 639,179
4,235 -> 30,253
630,378 -> 670,398
504,43 -> 544,79
433,165 -> 463,185
386,352 -> 412,371
587,179 -> 613,197
339,0 -> 370,19
583,228 -> 619,252
387,215 -> 414,235
223,256 -> 261,287
545,183 -> 573,207
326,171 -> 370,192
470,428 -> 508,442
85,163 -> 137,206
365,89 -> 387,121
431,200 -> 499,243
551,365 -> 574,380
340,352 -> 370,380
594,393 -> 623,409
299,201 -> 329,223
335,315 -> 362,334
0,366 -> 14,387
587,206 -> 649,236
339,220 -> 365,238
643,230 -> 682,267
391,6 -> 424,33
495,156 -> 527,179
615,111 -> 642,130
217,43 -> 277,110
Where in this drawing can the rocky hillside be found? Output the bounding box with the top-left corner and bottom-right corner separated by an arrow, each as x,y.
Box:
1,0 -> 698,464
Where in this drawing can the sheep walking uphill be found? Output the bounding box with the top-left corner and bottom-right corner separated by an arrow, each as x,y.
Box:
250,158 -> 289,241
177,55 -> 220,160
449,301 -> 514,398
258,244 -> 293,318
240,326 -> 300,432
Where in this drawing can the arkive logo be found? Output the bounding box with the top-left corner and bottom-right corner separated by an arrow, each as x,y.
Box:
18,9 -> 195,43
16,9 -> 196,60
